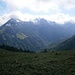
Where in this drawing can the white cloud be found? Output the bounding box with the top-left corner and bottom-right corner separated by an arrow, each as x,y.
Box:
1,0 -> 60,12
0,11 -> 38,26
0,14 -> 10,26
0,11 -> 75,26
0,0 -> 75,26
2,0 -> 75,13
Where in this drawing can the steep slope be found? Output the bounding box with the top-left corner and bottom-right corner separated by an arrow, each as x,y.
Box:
0,18 -> 75,51
54,35 -> 75,50
35,18 -> 72,43
0,18 -> 47,51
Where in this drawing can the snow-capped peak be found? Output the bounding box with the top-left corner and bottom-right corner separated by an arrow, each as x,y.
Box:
16,19 -> 20,22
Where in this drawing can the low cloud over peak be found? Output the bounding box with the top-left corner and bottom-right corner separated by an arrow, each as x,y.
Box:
0,11 -> 75,26
0,0 -> 75,26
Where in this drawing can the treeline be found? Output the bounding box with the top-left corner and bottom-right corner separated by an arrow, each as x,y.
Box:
0,44 -> 35,53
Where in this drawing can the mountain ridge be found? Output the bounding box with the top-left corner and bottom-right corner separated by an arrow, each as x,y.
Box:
0,18 -> 75,51
54,35 -> 75,50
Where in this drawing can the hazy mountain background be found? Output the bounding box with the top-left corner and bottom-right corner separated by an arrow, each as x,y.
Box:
0,18 -> 75,51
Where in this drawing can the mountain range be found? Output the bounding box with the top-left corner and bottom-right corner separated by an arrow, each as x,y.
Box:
0,18 -> 75,51
54,35 -> 75,50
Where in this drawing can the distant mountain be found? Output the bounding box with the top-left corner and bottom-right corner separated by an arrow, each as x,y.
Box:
0,18 -> 47,51
0,18 -> 75,51
54,35 -> 75,50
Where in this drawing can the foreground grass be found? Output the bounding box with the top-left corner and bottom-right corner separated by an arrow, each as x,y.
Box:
0,49 -> 75,75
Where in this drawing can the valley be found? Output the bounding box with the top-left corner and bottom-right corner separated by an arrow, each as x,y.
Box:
1,0 -> 75,75
0,18 -> 75,52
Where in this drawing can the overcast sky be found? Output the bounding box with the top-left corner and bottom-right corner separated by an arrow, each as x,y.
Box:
0,0 -> 75,25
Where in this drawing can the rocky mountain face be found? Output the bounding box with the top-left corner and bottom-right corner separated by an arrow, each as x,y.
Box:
0,18 -> 75,51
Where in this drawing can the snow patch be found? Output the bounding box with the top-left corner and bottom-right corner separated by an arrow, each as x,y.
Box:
6,24 -> 11,26
16,19 -> 20,22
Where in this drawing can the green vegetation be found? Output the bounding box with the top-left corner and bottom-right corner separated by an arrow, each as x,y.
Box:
0,44 -> 33,53
16,33 -> 28,39
0,49 -> 75,75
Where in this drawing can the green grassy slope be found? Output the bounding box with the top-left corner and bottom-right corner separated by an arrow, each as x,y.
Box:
0,49 -> 75,75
